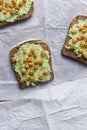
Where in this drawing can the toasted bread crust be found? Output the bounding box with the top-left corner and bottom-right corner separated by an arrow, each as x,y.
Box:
61,15 -> 87,65
10,40 -> 54,89
0,2 -> 34,27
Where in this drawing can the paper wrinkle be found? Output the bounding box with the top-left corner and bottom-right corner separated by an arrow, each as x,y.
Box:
0,81 -> 18,84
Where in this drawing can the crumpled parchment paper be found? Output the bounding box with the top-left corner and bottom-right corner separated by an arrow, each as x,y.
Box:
0,77 -> 87,129
0,0 -> 87,129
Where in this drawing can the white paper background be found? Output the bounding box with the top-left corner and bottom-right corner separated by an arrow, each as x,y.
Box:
0,0 -> 87,129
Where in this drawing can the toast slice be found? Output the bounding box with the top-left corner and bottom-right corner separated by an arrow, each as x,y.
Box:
0,0 -> 34,27
61,15 -> 87,65
10,40 -> 54,89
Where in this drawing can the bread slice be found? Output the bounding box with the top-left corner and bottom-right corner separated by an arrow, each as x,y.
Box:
0,2 -> 34,27
10,39 -> 54,89
61,15 -> 87,65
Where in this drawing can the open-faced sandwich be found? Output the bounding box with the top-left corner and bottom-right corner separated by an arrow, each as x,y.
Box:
61,15 -> 87,65
0,0 -> 34,27
10,40 -> 54,89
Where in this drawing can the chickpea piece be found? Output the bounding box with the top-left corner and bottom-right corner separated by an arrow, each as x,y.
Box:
0,0 -> 4,4
18,1 -> 24,7
70,44 -> 75,50
23,48 -> 27,54
12,0 -> 16,4
84,43 -> 87,48
82,29 -> 87,33
1,0 -> 4,2
20,77 -> 25,83
41,50 -> 46,57
15,5 -> 20,10
80,42 -> 85,47
21,68 -> 26,74
82,52 -> 87,59
29,70 -> 34,75
34,59 -> 38,65
29,63 -> 33,68
27,58 -> 32,63
33,53 -> 37,58
38,60 -> 43,65
22,0 -> 26,3
9,4 -> 14,9
23,58 -> 28,63
9,10 -> 15,15
11,57 -> 16,63
34,65 -> 38,71
78,48 -> 83,54
0,5 -> 3,11
28,52 -> 32,57
84,23 -> 87,28
38,74 -> 43,80
5,2 -> 10,7
30,48 -> 35,54
70,29 -> 77,34
43,69 -> 48,75
3,11 -> 6,15
4,8 -> 8,12
29,76 -> 34,81
72,38 -> 77,43
78,26 -> 83,31
85,36 -> 87,42
25,64 -> 29,69
81,34 -> 85,40
77,35 -> 81,41
3,9 -> 8,15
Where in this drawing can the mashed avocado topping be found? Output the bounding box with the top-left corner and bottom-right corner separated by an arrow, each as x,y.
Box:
11,43 -> 51,87
65,20 -> 87,59
0,0 -> 33,22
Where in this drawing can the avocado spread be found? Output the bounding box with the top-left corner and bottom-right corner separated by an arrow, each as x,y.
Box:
65,20 -> 87,59
11,43 -> 51,87
0,0 -> 33,22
